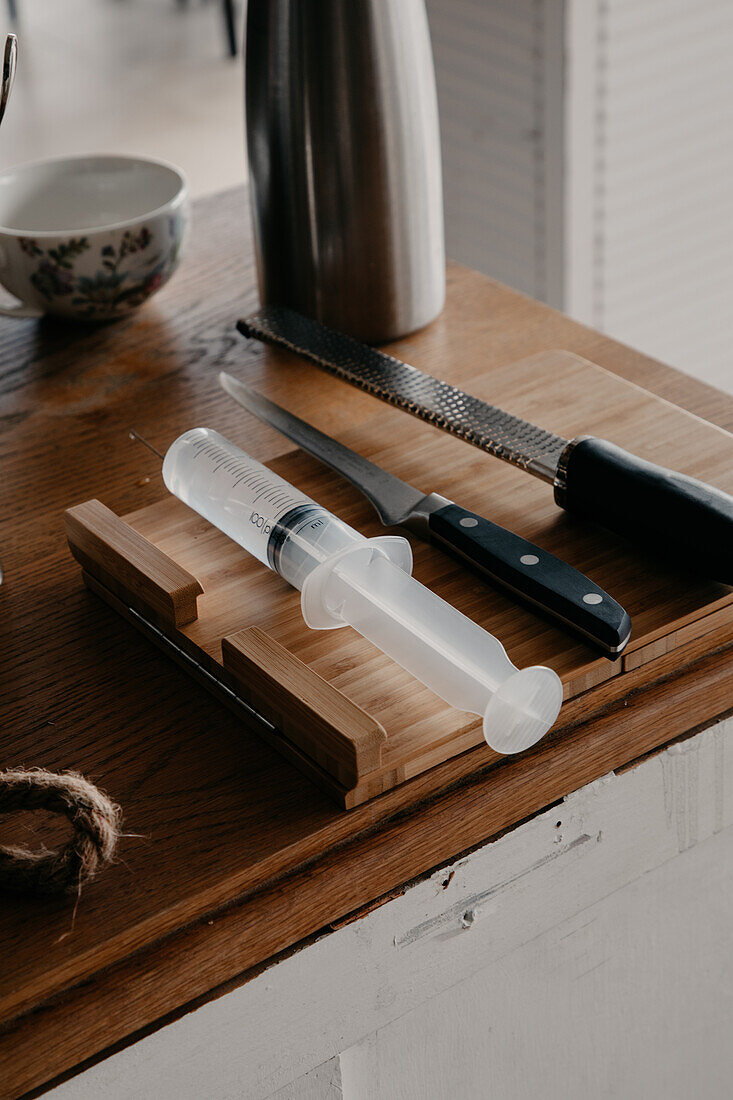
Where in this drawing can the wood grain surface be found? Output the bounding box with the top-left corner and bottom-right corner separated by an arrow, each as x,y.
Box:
1,187 -> 732,1097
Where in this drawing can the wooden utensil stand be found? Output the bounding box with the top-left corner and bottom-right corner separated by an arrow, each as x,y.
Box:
65,349 -> 733,809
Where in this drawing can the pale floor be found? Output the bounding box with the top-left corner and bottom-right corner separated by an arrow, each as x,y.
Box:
0,0 -> 246,199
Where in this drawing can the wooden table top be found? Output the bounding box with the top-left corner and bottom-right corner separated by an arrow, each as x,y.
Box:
1,187 -> 732,1098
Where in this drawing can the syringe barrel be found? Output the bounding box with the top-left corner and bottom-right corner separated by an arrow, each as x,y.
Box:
162,427 -> 365,586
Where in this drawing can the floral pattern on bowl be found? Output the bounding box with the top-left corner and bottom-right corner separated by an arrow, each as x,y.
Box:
0,154 -> 189,321
16,214 -> 185,320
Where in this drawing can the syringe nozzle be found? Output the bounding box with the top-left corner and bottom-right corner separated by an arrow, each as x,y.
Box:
129,429 -> 164,460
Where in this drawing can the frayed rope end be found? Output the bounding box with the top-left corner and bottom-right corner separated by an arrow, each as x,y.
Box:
0,768 -> 121,897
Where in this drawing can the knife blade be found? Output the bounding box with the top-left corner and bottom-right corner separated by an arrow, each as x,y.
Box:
219,372 -> 632,656
237,307 -> 733,585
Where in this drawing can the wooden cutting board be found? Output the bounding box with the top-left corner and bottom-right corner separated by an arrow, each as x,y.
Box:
67,348 -> 733,807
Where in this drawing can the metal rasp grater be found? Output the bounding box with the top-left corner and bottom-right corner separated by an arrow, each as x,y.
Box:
237,306 -> 733,584
239,307 -> 565,482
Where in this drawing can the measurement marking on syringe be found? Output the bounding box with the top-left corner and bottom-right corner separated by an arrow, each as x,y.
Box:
190,439 -> 310,519
246,476 -> 269,493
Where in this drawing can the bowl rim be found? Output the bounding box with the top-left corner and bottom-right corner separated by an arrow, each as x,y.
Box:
0,152 -> 189,238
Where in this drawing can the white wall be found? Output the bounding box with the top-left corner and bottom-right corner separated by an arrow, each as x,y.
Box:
569,0 -> 733,394
429,0 -> 733,395
426,0 -> 565,307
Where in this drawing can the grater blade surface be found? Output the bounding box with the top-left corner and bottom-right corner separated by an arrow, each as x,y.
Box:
238,307 -> 568,483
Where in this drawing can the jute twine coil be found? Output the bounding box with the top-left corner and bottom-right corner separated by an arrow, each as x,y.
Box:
0,769 -> 121,895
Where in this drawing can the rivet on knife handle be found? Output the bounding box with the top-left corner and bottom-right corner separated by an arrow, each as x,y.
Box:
427,503 -> 631,655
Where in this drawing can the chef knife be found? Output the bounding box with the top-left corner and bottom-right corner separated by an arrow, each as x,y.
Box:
237,307 -> 733,584
219,372 -> 632,656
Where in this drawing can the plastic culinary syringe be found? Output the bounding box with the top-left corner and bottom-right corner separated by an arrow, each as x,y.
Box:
161,427 -> 563,754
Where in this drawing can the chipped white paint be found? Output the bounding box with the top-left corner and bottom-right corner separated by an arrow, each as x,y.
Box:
270,1057 -> 343,1100
48,718 -> 733,1100
340,826 -> 733,1099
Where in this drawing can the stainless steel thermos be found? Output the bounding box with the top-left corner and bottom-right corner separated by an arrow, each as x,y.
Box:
245,0 -> 445,344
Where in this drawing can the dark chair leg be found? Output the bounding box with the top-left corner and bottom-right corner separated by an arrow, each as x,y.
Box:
223,0 -> 237,58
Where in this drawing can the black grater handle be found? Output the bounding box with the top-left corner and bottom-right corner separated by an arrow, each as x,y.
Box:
557,437 -> 733,584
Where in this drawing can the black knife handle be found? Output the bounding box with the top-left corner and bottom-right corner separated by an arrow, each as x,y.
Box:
428,503 -> 631,656
556,437 -> 733,584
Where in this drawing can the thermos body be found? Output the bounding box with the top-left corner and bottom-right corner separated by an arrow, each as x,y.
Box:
245,0 -> 445,344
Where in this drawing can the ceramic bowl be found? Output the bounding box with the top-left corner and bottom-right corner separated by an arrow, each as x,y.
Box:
0,153 -> 189,321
